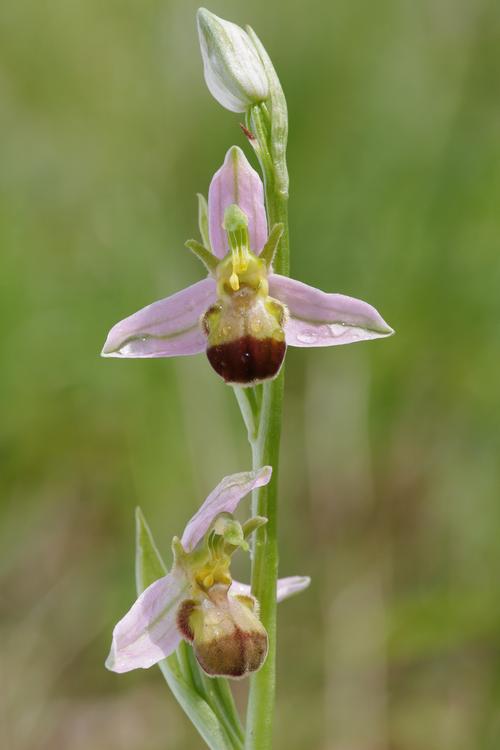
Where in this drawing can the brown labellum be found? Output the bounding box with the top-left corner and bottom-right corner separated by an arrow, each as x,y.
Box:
207,335 -> 286,385
176,585 -> 268,679
194,626 -> 268,678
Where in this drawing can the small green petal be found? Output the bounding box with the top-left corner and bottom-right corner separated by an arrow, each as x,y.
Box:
197,193 -> 211,249
260,223 -> 284,268
185,239 -> 218,273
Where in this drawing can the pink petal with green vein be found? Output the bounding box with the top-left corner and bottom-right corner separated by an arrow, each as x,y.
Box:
269,274 -> 394,347
105,570 -> 188,673
181,467 -> 272,552
101,277 -> 216,358
231,576 -> 311,603
208,146 -> 268,258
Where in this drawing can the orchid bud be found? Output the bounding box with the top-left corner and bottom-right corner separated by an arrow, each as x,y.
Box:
197,8 -> 269,113
177,584 -> 268,678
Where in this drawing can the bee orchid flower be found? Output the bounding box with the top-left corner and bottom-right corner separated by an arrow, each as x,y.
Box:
106,466 -> 311,679
102,146 -> 393,385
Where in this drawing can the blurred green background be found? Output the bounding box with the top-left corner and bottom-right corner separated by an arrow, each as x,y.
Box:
1,0 -> 500,748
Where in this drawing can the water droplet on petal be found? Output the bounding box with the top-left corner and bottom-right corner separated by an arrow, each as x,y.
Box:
296,331 -> 317,345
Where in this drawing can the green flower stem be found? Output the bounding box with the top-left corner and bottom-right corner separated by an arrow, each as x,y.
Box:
232,386 -> 259,442
245,373 -> 284,750
158,657 -> 235,750
247,103 -> 289,279
242,55 -> 290,747
177,640 -> 205,694
201,673 -> 245,749
212,678 -> 245,743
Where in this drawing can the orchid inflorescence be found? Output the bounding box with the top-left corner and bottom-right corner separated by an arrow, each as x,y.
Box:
103,8 -> 393,750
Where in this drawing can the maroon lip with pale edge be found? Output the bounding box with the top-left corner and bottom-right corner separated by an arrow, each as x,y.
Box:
176,600 -> 197,642
207,335 -> 286,384
194,628 -> 268,678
